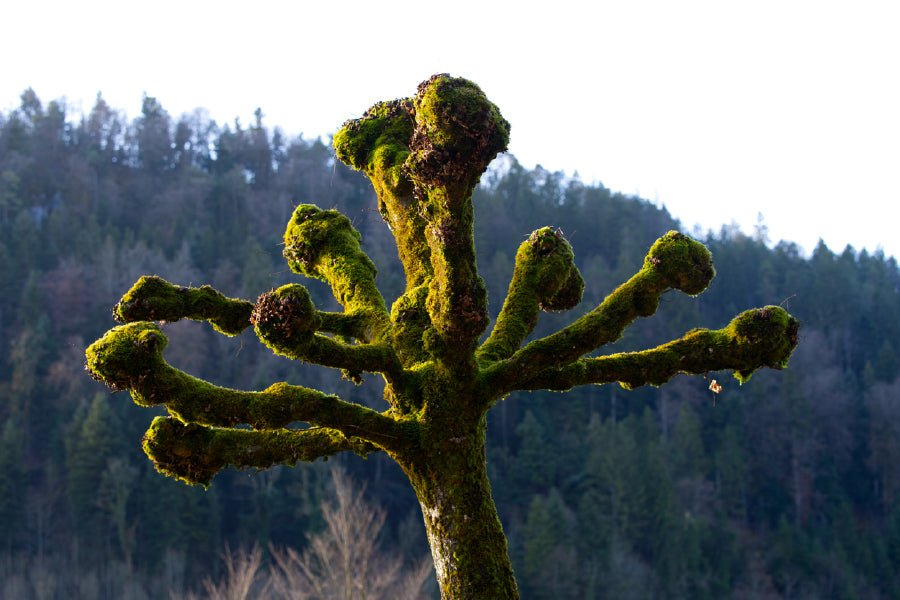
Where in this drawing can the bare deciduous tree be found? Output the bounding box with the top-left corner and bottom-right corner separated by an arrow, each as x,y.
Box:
268,467 -> 432,600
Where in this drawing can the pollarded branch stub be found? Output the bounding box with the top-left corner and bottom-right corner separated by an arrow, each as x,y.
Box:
251,284 -> 321,350
525,228 -> 585,312
113,275 -> 253,336
85,321 -> 167,393
334,98 -> 432,289
644,231 -> 716,296
251,285 -> 404,385
334,99 -> 416,196
728,305 -> 800,381
405,74 -> 510,194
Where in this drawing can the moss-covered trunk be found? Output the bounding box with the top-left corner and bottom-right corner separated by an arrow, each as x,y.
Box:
404,432 -> 519,599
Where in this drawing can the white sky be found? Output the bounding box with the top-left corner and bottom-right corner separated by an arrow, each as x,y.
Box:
4,0 -> 898,259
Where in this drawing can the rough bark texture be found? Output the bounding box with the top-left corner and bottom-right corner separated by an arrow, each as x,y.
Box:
85,74 -> 800,600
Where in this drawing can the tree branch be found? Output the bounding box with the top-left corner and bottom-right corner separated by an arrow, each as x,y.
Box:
283,204 -> 390,335
85,322 -> 405,447
483,232 -> 716,394
518,306 -> 800,392
333,98 -> 433,291
113,275 -> 253,336
142,416 -> 379,487
478,227 -> 584,364
251,284 -> 404,385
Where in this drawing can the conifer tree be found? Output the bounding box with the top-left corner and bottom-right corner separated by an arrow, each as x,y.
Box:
85,74 -> 799,599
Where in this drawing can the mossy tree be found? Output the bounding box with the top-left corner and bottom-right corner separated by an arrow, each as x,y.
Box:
85,74 -> 799,600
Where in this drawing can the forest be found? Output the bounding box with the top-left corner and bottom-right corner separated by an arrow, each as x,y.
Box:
1,88 -> 900,599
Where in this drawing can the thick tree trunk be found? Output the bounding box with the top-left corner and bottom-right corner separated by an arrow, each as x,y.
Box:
403,434 -> 519,600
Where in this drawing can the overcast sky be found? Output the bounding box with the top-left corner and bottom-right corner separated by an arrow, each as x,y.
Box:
4,0 -> 897,259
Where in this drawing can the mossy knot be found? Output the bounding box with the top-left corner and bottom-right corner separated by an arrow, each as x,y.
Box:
283,205 -> 366,276
333,74 -> 509,198
142,417 -> 221,487
645,231 -> 715,296
406,74 -> 510,190
85,322 -> 167,392
251,285 -> 320,349
728,305 -> 800,382
525,227 -> 585,311
333,99 -> 415,194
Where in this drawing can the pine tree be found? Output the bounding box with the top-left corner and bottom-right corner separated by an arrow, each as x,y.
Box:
0,418 -> 25,551
85,74 -> 800,599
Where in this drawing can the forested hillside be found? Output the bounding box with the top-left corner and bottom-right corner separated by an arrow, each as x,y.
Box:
2,89 -> 900,599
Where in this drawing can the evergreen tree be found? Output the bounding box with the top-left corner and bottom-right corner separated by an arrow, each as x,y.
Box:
64,393 -> 124,543
0,418 -> 25,551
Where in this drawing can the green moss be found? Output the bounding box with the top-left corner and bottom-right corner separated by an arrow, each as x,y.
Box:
143,416 -> 377,487
644,231 -> 715,296
389,284 -> 432,366
283,205 -> 387,324
113,275 -> 253,336
727,305 -> 800,382
333,99 -> 414,180
408,75 -> 509,182
479,228 -> 584,365
85,321 -> 168,392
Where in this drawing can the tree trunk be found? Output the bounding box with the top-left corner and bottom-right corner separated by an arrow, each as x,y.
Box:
403,432 -> 519,600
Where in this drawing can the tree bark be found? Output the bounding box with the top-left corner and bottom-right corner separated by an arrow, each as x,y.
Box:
403,431 -> 519,600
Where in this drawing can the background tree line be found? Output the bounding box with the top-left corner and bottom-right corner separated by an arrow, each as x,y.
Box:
2,89 -> 900,599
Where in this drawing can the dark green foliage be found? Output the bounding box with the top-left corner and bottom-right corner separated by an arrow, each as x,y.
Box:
0,86 -> 894,598
0,419 -> 25,550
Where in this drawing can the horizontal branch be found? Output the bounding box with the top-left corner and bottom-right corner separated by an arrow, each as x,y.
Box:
518,306 -> 800,392
85,322 -> 405,448
114,275 -> 253,336
143,416 -> 379,487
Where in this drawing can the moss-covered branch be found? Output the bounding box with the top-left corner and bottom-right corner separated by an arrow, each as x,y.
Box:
143,416 -> 378,487
478,227 -> 584,364
483,231 -> 715,394
113,275 -> 253,336
335,75 -> 510,372
251,285 -> 404,385
333,98 -> 432,291
283,204 -> 390,336
520,305 -> 800,392
85,322 -> 405,447
410,76 -> 509,368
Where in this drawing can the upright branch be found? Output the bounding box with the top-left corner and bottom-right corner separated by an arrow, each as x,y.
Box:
85,74 -> 800,600
334,74 -> 510,376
